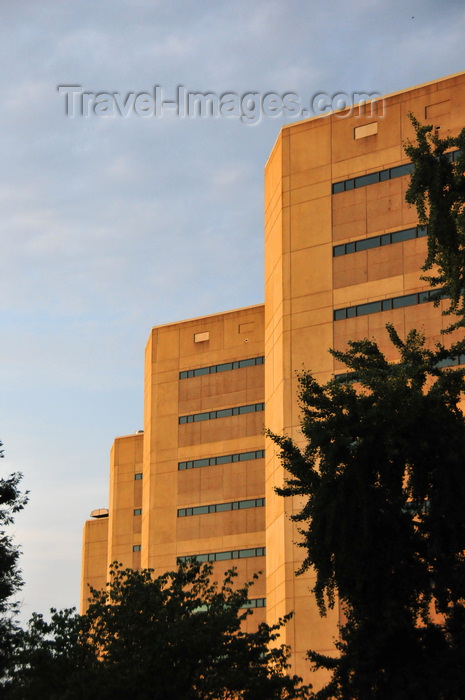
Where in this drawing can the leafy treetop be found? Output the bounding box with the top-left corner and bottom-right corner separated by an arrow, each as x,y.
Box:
405,116 -> 465,331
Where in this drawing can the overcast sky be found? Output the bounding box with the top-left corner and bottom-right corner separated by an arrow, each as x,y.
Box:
1,0 -> 465,621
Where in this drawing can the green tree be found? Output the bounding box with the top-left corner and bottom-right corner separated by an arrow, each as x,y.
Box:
405,117 -> 465,331
270,327 -> 465,699
9,560 -> 310,700
0,441 -> 28,687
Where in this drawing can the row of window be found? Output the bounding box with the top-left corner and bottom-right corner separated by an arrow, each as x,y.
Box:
333,226 -> 427,257
178,498 -> 265,518
334,354 -> 465,385
332,162 -> 414,193
180,356 -> 264,379
332,150 -> 460,195
242,598 -> 266,609
177,547 -> 266,564
334,289 -> 442,321
179,402 -> 265,424
179,449 -> 264,471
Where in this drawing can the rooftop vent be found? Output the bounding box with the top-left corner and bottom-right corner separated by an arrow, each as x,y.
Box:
90,508 -> 109,519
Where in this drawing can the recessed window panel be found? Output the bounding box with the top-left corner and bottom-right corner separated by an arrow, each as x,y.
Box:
216,502 -> 232,512
193,505 -> 209,515
356,236 -> 380,251
239,500 -> 256,509
180,356 -> 264,380
390,163 -> 414,178
355,172 -> 380,188
392,294 -> 418,309
333,245 -> 346,257
357,301 -> 382,316
391,228 -> 416,244
193,412 -> 210,422
332,181 -> 345,194
239,358 -> 256,368
216,551 -> 232,561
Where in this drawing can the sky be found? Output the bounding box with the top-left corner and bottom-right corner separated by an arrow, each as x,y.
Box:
1,0 -> 465,622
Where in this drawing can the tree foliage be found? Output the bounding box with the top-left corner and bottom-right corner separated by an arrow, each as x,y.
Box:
8,560 -> 310,699
0,441 -> 28,686
405,117 -> 465,331
270,326 -> 465,699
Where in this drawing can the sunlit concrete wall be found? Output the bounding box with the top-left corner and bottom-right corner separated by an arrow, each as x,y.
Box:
264,70 -> 465,689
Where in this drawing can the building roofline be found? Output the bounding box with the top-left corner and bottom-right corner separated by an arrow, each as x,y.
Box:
149,302 -> 264,332
265,69 -> 465,166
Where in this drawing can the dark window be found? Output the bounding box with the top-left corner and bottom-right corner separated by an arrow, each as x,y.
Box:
179,356 -> 264,380
355,172 -> 380,188
332,160 -> 417,194
390,163 -> 414,178
134,473 -> 143,480
178,449 -> 264,471
134,508 -> 142,516
357,301 -> 382,316
179,403 -> 263,425
239,499 -> 256,509
333,225 -> 427,257
391,227 -> 416,244
133,545 -> 141,552
193,412 -> 210,422
356,236 -> 380,252
239,548 -> 256,558
216,502 -> 232,512
178,498 -> 265,517
334,288 -> 445,320
239,358 -> 256,368
215,551 -> 232,561
392,293 -> 418,309
334,308 -> 347,321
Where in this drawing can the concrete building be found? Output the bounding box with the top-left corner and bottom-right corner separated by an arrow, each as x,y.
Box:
81,71 -> 465,690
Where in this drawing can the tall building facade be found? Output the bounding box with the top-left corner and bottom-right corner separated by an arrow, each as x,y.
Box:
82,71 -> 465,690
